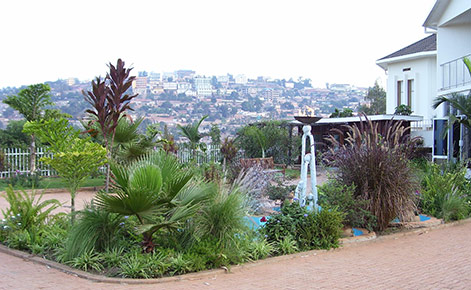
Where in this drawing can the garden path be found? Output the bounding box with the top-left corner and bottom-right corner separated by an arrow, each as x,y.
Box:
1,220 -> 471,289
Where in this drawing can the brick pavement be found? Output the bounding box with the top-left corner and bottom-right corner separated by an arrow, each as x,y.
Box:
1,221 -> 471,289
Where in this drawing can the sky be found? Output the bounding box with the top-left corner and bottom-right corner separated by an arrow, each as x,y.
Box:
0,0 -> 437,89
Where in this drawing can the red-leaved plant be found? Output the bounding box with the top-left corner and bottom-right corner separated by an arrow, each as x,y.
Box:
325,114 -> 421,231
83,59 -> 137,191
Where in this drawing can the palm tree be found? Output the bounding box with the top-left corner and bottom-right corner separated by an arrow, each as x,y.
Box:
177,115 -> 208,159
244,126 -> 267,158
94,150 -> 211,252
112,117 -> 160,163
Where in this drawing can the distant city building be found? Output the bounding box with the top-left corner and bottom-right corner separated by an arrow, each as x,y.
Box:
67,78 -> 76,86
177,82 -> 192,94
162,72 -> 178,81
235,74 -> 247,85
163,82 -> 178,91
194,77 -> 212,96
176,70 -> 195,80
133,76 -> 148,96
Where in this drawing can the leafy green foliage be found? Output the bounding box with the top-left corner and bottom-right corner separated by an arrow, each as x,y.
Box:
325,116 -> 420,231
64,205 -> 124,260
112,117 -> 159,163
1,186 -> 61,234
262,202 -> 343,251
358,82 -> 386,115
177,115 -> 208,157
266,184 -> 295,201
418,162 -> 470,221
95,150 -> 210,252
330,108 -> 353,118
237,120 -> 295,164
0,120 -> 30,149
394,104 -> 412,115
24,118 -> 107,217
192,184 -> 249,250
318,180 -> 376,231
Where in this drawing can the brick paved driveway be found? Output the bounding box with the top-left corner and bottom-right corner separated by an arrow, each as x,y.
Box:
1,221 -> 470,290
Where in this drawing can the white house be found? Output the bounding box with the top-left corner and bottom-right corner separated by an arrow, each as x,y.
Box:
377,0 -> 471,159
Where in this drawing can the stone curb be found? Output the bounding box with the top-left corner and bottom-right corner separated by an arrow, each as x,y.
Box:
1,217 -> 470,285
0,187 -> 103,196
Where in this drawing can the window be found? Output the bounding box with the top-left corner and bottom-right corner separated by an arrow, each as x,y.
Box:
407,79 -> 414,107
397,80 -> 403,106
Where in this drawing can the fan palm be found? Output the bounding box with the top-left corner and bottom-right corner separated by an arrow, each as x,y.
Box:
113,117 -> 160,163
94,150 -> 211,252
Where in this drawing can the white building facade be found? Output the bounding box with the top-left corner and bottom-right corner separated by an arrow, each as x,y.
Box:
377,0 -> 471,158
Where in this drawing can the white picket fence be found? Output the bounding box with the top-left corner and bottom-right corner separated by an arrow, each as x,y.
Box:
1,147 -> 57,178
1,145 -> 224,179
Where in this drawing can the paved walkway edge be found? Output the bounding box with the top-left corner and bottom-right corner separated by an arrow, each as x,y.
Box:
1,217 -> 470,285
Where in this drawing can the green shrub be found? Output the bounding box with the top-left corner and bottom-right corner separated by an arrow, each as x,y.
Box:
249,238 -> 275,260
66,249 -> 104,272
318,180 -> 376,231
276,236 -> 298,255
419,162 -> 470,221
266,184 -> 295,201
63,205 -> 124,260
6,172 -> 42,189
262,202 -> 343,251
192,183 -> 249,250
2,186 -> 61,242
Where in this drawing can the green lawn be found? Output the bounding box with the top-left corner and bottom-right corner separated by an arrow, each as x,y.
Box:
0,177 -> 105,192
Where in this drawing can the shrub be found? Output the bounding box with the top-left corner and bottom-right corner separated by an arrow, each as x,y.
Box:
192,184 -> 249,250
6,172 -> 41,188
262,201 -> 343,251
419,162 -> 470,221
63,204 -> 125,260
318,180 -> 376,231
1,186 -> 60,235
266,184 -> 295,201
325,116 -> 420,231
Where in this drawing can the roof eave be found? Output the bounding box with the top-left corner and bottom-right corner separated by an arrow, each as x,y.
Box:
376,51 -> 436,68
423,0 -> 450,29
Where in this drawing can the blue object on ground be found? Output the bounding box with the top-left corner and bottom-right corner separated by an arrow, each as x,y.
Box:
272,206 -> 281,212
352,228 -> 363,236
419,214 -> 431,222
391,218 -> 400,223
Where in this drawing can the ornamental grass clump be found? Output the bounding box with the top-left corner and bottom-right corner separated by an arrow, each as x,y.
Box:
325,115 -> 421,231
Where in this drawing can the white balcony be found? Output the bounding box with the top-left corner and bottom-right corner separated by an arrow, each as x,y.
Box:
440,54 -> 471,95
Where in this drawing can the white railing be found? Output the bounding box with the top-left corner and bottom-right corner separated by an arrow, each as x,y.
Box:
1,145 -> 225,179
176,144 -> 223,164
411,119 -> 433,131
441,54 -> 471,91
1,147 -> 56,178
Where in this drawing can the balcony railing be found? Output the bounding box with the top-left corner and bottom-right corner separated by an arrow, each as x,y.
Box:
441,54 -> 471,91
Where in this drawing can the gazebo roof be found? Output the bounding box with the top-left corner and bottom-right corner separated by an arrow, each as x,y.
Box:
289,114 -> 423,126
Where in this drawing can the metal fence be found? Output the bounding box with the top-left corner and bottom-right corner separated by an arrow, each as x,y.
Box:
1,145 -> 224,179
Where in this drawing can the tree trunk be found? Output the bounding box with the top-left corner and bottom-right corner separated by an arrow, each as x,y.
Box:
30,134 -> 36,174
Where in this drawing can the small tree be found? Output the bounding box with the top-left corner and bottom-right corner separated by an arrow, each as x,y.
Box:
2,84 -> 59,174
24,119 -> 107,222
209,123 -> 221,145
358,82 -> 386,115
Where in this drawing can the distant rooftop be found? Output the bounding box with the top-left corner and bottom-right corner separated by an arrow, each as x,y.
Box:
378,34 -> 436,61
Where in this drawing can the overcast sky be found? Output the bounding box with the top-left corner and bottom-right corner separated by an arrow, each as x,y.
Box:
0,0 -> 436,89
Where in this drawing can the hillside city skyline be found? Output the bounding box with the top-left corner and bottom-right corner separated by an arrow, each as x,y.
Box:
0,68 -> 371,140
